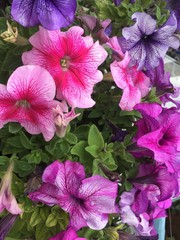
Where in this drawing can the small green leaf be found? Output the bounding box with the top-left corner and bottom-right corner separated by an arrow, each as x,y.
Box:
9,122 -> 22,134
65,133 -> 78,144
85,145 -> 99,158
19,131 -> 37,149
45,213 -> 58,227
30,208 -> 42,227
88,125 -> 104,149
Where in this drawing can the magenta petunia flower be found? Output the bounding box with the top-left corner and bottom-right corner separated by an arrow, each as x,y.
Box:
11,0 -> 77,30
29,160 -> 118,230
0,163 -> 22,215
22,26 -> 108,108
119,12 -> 179,70
0,65 -> 57,141
49,227 -> 86,240
110,51 -> 150,111
134,103 -> 180,172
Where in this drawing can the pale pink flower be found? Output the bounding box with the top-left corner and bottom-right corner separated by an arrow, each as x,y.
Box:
0,65 -> 57,141
110,51 -> 150,111
0,162 -> 22,214
22,26 -> 108,108
53,100 -> 80,138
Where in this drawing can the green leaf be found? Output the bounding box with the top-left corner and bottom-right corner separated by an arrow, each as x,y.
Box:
9,122 -> 22,134
30,208 -> 42,227
88,125 -> 104,149
85,145 -> 99,158
65,133 -> 78,145
7,136 -> 24,148
0,156 -> 9,165
19,131 -> 37,149
45,213 -> 58,227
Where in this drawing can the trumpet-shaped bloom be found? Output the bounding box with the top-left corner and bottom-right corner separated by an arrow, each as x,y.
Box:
134,103 -> 180,172
29,160 -> 118,230
11,0 -> 77,30
22,26 -> 108,108
49,227 -> 86,240
119,12 -> 179,70
110,51 -> 150,111
0,65 -> 57,141
0,163 -> 22,215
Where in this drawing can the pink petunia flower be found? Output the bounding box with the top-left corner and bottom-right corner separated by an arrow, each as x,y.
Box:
0,162 -> 22,215
0,65 -> 57,141
110,51 -> 150,111
53,100 -> 80,138
29,160 -> 118,231
49,227 -> 86,240
22,26 -> 108,108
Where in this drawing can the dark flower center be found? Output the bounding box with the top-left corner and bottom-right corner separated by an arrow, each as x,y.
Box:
16,100 -> 30,108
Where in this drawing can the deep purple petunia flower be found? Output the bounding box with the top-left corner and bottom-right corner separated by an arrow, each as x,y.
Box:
0,214 -> 18,240
166,0 -> 180,29
11,0 -> 77,30
29,160 -> 118,231
119,12 -> 179,70
145,58 -> 173,96
134,103 -> 180,172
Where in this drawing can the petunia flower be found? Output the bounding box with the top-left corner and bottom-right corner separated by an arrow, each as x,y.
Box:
53,100 -> 80,138
119,12 -> 179,70
0,214 -> 18,239
49,227 -> 87,240
22,26 -> 108,108
0,65 -> 57,141
0,162 -> 22,215
110,51 -> 150,111
29,160 -> 118,230
166,0 -> 180,30
11,0 -> 77,30
134,103 -> 180,172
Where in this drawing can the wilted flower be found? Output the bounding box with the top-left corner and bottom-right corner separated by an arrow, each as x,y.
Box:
49,227 -> 86,240
119,12 -> 179,70
0,65 -> 57,141
53,100 -> 80,138
78,15 -> 112,44
0,162 -> 22,214
0,214 -> 18,240
110,51 -> 150,110
11,0 -> 77,30
29,160 -> 118,230
22,26 -> 108,108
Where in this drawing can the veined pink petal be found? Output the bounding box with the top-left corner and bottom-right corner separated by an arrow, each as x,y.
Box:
0,66 -> 57,141
111,52 -> 150,111
79,175 -> 118,213
120,85 -> 141,111
7,65 -> 56,101
22,26 -> 108,108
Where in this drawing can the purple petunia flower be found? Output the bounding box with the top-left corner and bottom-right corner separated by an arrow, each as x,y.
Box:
29,160 -> 118,231
0,214 -> 18,240
166,0 -> 180,30
11,0 -> 77,30
119,163 -> 178,236
134,103 -> 180,172
119,12 -> 180,70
